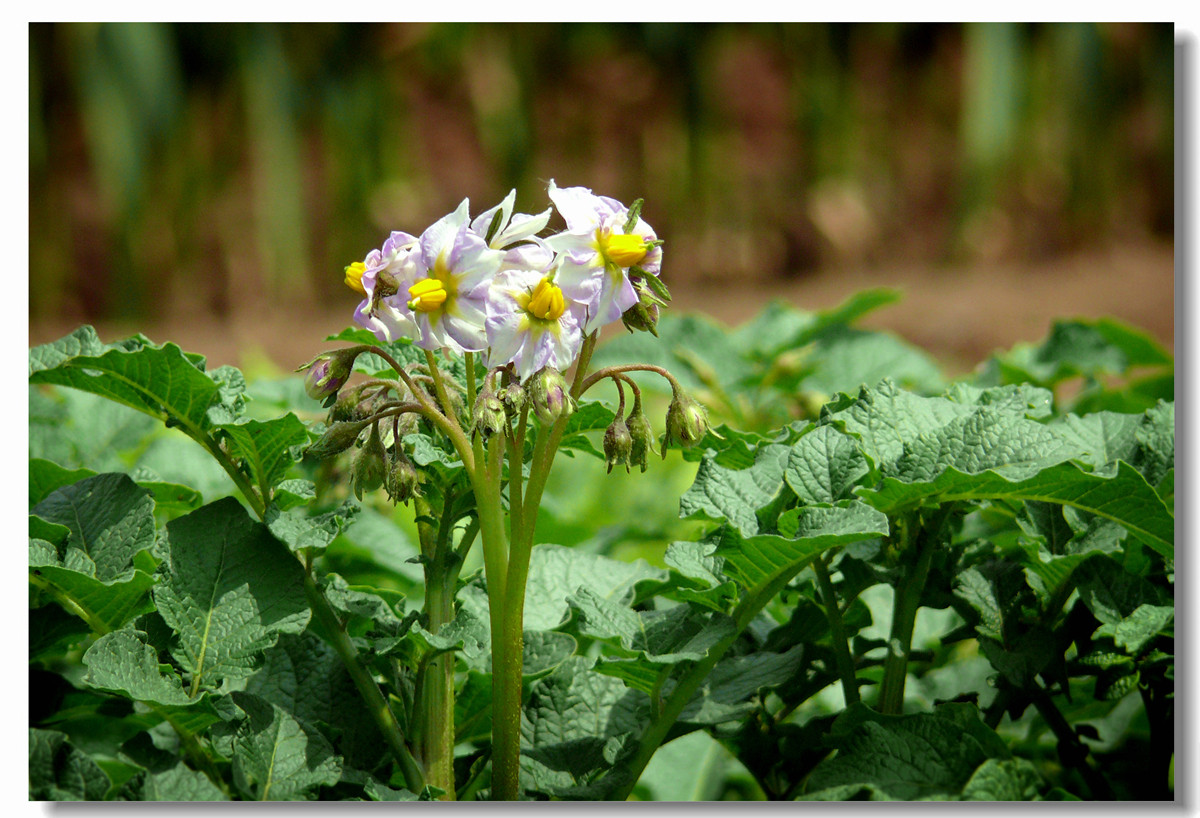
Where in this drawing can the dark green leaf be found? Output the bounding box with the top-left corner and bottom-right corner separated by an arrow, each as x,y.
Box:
31,473 -> 156,581
154,498 -> 311,690
29,728 -> 111,801
229,692 -> 342,801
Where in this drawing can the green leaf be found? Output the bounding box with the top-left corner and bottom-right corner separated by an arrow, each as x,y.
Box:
677,644 -> 806,724
785,425 -> 870,504
858,460 -> 1173,558
243,632 -> 388,773
1048,411 -> 1142,473
138,762 -> 228,801
31,473 -> 156,581
574,589 -> 737,666
321,573 -> 411,655
805,328 -> 944,397
29,728 -> 112,801
29,547 -> 157,634
266,500 -> 359,557
679,443 -> 791,536
30,458 -> 202,516
719,501 -> 890,592
731,289 -> 902,359
29,604 -> 92,661
521,544 -> 668,631
82,630 -> 205,710
229,692 -> 342,801
154,498 -> 311,690
216,414 -> 310,496
558,400 -> 617,458
1133,400 -> 1174,486
1094,603 -> 1173,655
30,328 -> 225,437
805,705 -> 1005,800
520,656 -> 648,796
960,758 -> 1043,801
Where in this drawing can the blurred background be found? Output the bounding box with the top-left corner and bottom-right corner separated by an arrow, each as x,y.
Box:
28,22 -> 1174,373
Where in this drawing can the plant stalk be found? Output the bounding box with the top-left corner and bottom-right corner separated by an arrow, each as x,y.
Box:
813,555 -> 860,706
879,516 -> 936,716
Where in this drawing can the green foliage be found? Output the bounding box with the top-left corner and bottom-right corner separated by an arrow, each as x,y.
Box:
28,305 -> 1173,801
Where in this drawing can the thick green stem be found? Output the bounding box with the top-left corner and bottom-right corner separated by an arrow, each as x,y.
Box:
879,517 -> 936,716
420,571 -> 458,799
813,555 -> 860,706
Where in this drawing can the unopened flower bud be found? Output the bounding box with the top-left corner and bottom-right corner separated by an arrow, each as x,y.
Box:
603,415 -> 633,474
663,390 -> 710,457
626,399 -> 656,473
306,418 -> 370,459
621,274 -> 670,335
530,367 -> 576,426
351,423 -> 387,499
296,347 -> 364,405
385,451 -> 421,506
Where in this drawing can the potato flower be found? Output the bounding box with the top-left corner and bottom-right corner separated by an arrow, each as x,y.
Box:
347,231 -> 422,343
402,199 -> 506,353
484,266 -> 587,381
543,179 -> 662,333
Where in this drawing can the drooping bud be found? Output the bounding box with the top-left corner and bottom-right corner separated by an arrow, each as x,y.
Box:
296,347 -> 364,405
350,422 -> 388,500
626,394 -> 656,473
306,418 -> 370,459
530,366 -> 576,426
603,414 -> 634,474
385,450 -> 421,506
662,390 -> 711,457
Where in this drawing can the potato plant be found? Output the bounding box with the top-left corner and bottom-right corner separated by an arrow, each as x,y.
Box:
28,186 -> 1173,802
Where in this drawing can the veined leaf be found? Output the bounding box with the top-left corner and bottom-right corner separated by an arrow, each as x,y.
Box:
30,543 -> 156,634
31,473 -> 156,582
216,414 -> 310,497
29,728 -> 111,801
229,692 -> 342,801
679,443 -> 791,537
30,327 -> 224,437
857,460 -> 1173,558
154,498 -> 311,690
785,424 -> 869,504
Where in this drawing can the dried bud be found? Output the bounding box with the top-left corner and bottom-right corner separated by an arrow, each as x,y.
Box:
472,387 -> 509,439
603,415 -> 633,474
385,451 -> 421,505
498,381 -> 526,417
530,366 -> 576,426
306,418 -> 370,459
350,423 -> 387,499
663,390 -> 710,457
296,347 -> 365,404
626,397 -> 656,473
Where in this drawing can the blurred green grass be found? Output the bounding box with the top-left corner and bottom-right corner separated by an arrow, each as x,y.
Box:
30,23 -> 1173,325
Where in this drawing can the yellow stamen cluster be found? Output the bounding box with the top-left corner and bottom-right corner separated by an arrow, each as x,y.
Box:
408,277 -> 448,313
602,233 -> 649,268
527,278 -> 566,321
344,261 -> 367,296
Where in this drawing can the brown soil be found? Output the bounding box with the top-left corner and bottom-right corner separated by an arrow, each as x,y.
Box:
28,240 -> 1174,377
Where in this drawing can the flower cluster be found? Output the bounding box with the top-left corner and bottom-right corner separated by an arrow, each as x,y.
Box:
344,181 -> 664,381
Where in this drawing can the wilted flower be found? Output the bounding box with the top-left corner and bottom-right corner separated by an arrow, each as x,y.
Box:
626,395 -> 656,472
543,180 -> 663,334
484,268 -> 587,381
662,390 -> 710,456
351,422 -> 388,499
603,414 -> 633,474
385,450 -> 421,505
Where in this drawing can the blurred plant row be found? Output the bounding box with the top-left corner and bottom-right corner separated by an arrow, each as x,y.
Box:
30,23 -> 1172,324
